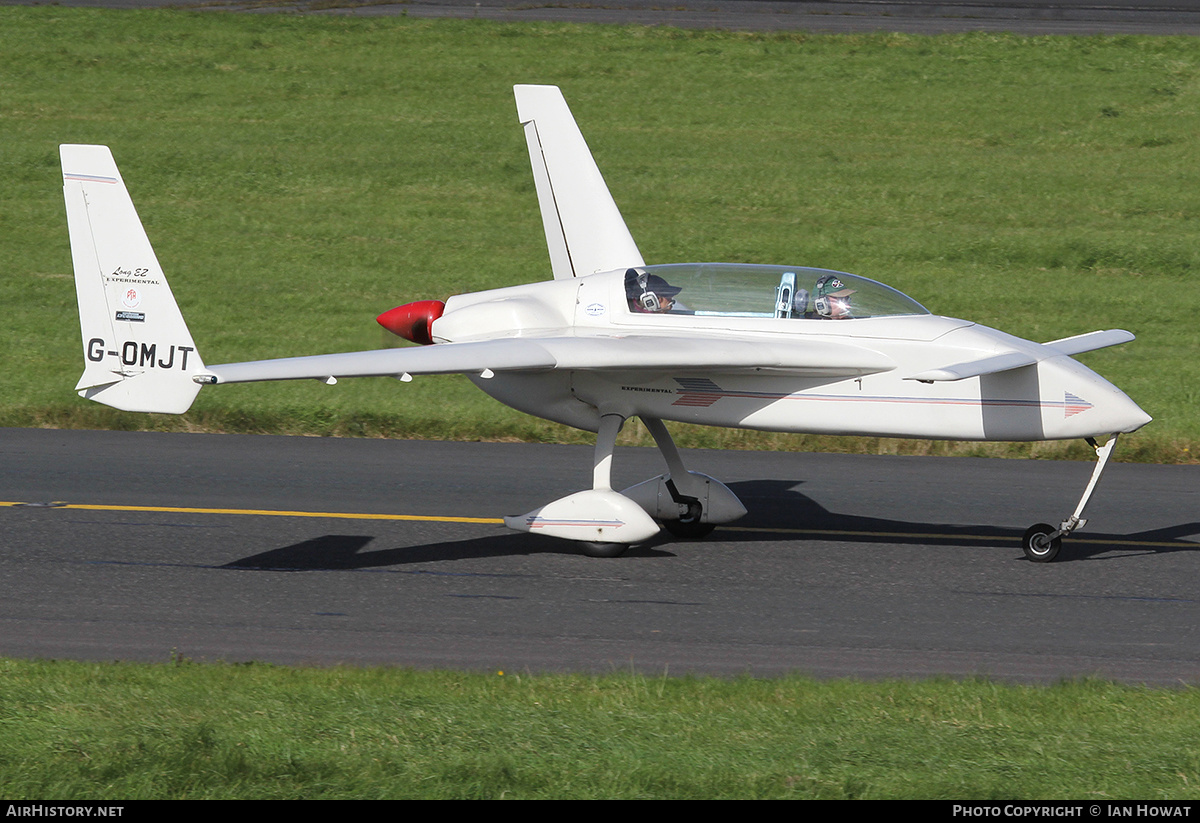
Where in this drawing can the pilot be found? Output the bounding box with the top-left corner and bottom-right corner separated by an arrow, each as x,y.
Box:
625,268 -> 682,313
813,274 -> 856,319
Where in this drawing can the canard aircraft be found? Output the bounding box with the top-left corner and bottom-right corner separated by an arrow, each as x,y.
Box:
61,84 -> 1151,562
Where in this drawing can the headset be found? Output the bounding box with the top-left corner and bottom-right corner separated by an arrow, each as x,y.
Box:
636,270 -> 661,312
627,268 -> 676,312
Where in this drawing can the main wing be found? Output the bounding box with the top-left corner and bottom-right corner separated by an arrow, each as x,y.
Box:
203,334 -> 895,385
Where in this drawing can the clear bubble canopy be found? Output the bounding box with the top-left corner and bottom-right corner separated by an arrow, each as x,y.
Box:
638,263 -> 929,320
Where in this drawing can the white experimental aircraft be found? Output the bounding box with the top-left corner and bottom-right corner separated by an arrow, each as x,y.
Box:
62,84 -> 1151,562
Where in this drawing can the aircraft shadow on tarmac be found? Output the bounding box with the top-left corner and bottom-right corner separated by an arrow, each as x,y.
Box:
220,480 -> 1200,570
720,479 -> 1200,563
221,532 -> 571,571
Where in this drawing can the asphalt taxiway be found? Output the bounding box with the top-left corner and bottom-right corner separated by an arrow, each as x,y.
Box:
3,427 -> 1197,682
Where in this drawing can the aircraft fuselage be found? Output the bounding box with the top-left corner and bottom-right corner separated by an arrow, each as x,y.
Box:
435,265 -> 1151,442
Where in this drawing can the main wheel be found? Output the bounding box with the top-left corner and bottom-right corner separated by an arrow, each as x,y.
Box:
1022,523 -> 1061,563
581,541 -> 629,558
662,499 -> 715,539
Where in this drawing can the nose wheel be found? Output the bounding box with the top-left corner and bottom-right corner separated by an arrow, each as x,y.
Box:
1022,524 -> 1061,563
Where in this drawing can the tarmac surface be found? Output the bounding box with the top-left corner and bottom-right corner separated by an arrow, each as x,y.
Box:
4,428 -> 1198,682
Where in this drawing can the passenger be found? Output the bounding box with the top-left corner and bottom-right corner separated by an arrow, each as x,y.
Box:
813,274 -> 856,319
625,268 -> 682,313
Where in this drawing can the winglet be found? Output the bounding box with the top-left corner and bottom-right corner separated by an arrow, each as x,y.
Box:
62,145 -> 204,413
515,85 -> 644,280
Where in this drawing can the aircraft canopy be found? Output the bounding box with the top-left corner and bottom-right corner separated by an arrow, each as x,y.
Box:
635,263 -> 929,320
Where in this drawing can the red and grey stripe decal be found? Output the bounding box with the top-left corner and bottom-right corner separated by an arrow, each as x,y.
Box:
670,378 -> 1092,418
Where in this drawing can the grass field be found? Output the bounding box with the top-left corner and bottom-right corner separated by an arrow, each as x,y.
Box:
3,11 -> 1199,800
2,8 -> 1198,461
1,657 -> 1198,799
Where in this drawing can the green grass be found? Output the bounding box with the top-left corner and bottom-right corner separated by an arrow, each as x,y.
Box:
2,8 -> 1198,462
0,657 -> 1197,799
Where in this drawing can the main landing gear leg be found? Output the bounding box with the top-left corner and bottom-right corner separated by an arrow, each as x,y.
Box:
591,412 -> 624,492
621,417 -> 747,538
1023,434 -> 1120,563
642,417 -> 711,537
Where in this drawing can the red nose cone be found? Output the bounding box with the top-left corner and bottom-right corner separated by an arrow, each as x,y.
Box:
376,300 -> 445,345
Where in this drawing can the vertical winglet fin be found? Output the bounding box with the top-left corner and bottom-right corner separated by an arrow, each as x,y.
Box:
61,145 -> 203,413
514,85 -> 644,280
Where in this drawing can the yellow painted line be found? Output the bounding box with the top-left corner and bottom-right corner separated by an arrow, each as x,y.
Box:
3,502 -> 1193,549
1,501 -> 502,525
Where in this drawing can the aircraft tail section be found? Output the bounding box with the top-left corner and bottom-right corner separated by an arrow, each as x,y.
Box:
515,85 -> 644,280
61,145 -> 203,413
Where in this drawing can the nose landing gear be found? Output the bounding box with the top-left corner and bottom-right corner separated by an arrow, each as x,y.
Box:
1022,435 -> 1119,563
